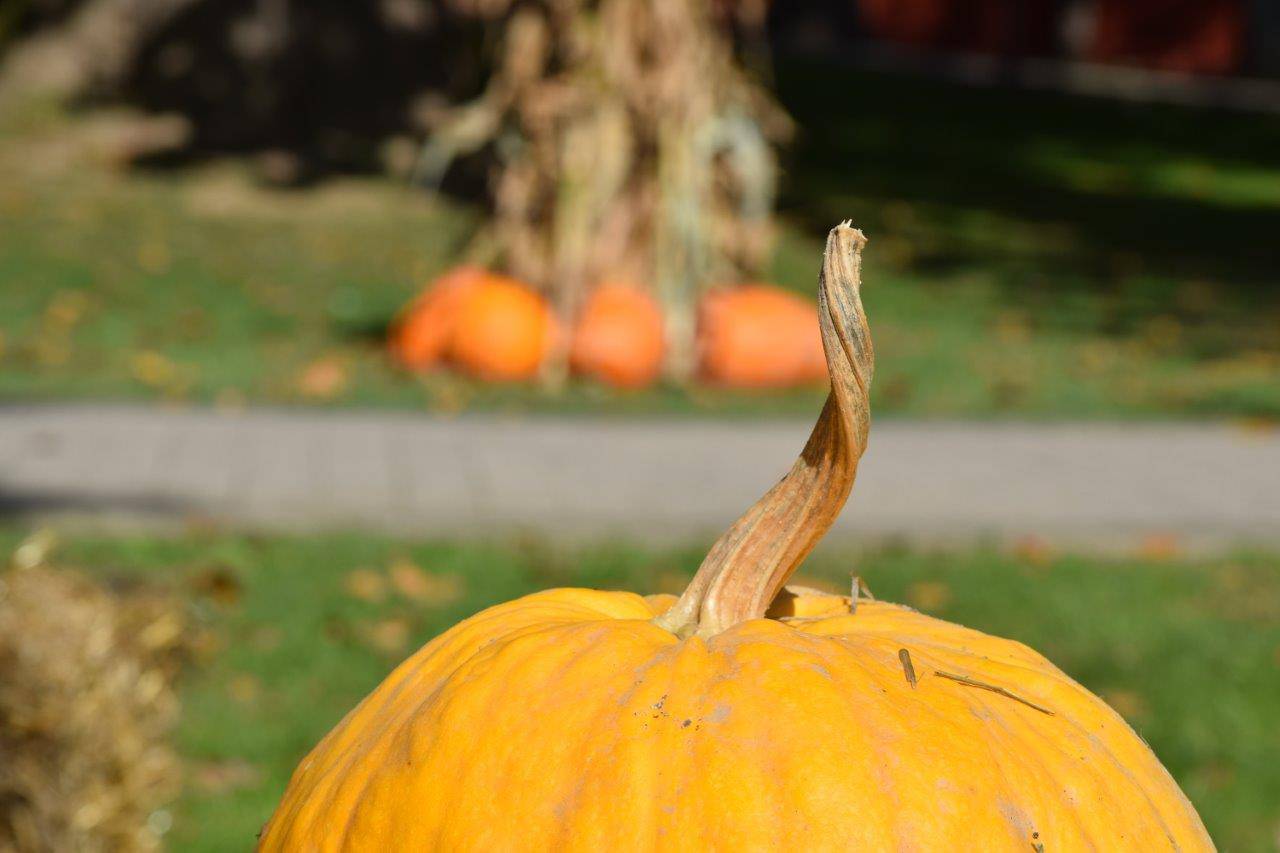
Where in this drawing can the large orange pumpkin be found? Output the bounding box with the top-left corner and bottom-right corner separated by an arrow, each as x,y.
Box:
261,224 -> 1211,852
569,283 -> 666,389
697,283 -> 826,388
449,276 -> 555,382
388,266 -> 485,370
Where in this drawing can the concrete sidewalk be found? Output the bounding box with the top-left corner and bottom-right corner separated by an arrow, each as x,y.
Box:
2,404 -> 1278,550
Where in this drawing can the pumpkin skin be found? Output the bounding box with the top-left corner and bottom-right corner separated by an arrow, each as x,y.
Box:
449,275 -> 555,382
260,587 -> 1211,851
570,283 -> 666,388
697,284 -> 826,388
388,266 -> 486,370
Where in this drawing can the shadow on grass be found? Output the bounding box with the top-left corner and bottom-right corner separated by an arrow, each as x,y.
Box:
776,58 -> 1280,339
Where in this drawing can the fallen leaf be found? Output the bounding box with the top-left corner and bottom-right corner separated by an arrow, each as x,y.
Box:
1141,315 -> 1183,352
905,580 -> 951,612
137,239 -> 171,274
1189,761 -> 1235,792
132,350 -> 177,388
33,335 -> 71,366
189,627 -> 225,663
189,565 -> 243,607
878,374 -> 914,408
1101,688 -> 1148,721
360,617 -> 411,655
1012,535 -> 1053,567
251,626 -> 283,651
214,387 -> 247,413
298,356 -> 350,399
387,560 -> 429,599
257,149 -> 302,185
1074,341 -> 1118,376
1138,533 -> 1182,562
1233,417 -> 1276,438
44,290 -> 91,328
175,306 -> 210,340
228,674 -> 261,706
138,612 -> 184,651
11,528 -> 57,570
191,759 -> 262,793
424,376 -> 470,416
344,568 -> 387,603
993,310 -> 1031,345
389,559 -> 463,605
323,614 -> 353,642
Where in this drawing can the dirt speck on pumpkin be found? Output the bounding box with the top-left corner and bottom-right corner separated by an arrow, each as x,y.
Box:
706,703 -> 731,723
996,799 -> 1035,838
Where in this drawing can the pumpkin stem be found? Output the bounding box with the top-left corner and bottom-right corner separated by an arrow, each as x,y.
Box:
654,222 -> 874,638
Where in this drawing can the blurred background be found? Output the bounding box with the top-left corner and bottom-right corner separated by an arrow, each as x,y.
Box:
1,1 -> 1278,850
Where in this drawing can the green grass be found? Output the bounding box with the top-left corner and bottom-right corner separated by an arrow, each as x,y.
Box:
4,528 -> 1276,850
773,59 -> 1280,418
3,62 -> 1280,416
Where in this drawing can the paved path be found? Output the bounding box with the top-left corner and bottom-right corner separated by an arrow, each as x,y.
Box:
2,404 -> 1278,551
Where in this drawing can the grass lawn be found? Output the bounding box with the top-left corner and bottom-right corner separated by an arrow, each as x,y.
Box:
4,528 -> 1276,850
3,63 -> 1280,417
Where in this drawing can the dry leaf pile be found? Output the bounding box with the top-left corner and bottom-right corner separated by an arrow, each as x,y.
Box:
0,540 -> 187,852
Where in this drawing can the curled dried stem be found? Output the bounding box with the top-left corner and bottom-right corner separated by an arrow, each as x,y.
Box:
655,222 -> 874,637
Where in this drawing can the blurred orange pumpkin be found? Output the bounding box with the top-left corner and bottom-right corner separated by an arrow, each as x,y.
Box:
390,268 -> 554,382
389,266 -> 485,370
697,284 -> 826,388
450,276 -> 555,382
570,283 -> 666,389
